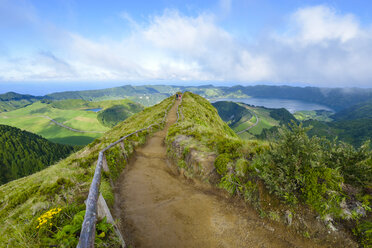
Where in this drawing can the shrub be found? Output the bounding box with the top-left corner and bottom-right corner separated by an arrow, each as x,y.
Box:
214,153 -> 232,175
254,123 -> 344,216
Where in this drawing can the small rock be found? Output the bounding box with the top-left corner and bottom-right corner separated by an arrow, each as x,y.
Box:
327,222 -> 337,232
354,202 -> 366,217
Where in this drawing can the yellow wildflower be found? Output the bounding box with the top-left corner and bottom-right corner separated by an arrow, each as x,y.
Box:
36,207 -> 62,229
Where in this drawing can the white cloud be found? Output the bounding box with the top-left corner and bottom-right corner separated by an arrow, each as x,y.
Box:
267,5 -> 372,86
290,5 -> 360,44
1,5 -> 372,87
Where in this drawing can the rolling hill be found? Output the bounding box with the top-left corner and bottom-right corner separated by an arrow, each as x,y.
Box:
0,92 -> 42,112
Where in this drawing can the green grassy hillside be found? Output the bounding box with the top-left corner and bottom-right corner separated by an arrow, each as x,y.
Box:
0,99 -> 143,146
0,125 -> 75,185
294,110 -> 334,122
0,92 -> 42,112
0,96 -> 174,247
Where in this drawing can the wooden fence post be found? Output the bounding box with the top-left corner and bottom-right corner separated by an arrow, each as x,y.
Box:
102,153 -> 109,173
97,193 -> 126,248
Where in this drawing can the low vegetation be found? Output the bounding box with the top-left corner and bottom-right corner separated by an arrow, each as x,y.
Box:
0,96 -> 174,247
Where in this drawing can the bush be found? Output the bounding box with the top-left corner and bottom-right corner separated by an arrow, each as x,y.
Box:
214,153 -> 232,175
254,123 -> 344,216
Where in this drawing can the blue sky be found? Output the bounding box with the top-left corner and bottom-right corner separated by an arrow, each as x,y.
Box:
1,0 -> 372,88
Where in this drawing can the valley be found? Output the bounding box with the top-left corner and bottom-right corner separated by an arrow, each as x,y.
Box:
0,99 -> 143,145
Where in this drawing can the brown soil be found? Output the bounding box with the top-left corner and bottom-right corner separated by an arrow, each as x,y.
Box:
114,101 -> 332,248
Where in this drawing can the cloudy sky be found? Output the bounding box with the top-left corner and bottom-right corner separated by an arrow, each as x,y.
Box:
1,0 -> 372,88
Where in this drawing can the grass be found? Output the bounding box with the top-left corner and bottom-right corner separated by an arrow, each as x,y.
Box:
294,110 -> 333,122
0,99 -> 142,146
0,96 -> 174,247
232,114 -> 257,132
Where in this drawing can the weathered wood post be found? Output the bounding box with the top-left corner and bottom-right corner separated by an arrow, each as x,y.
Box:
97,193 -> 126,247
101,153 -> 109,173
77,152 -> 104,248
120,141 -> 128,163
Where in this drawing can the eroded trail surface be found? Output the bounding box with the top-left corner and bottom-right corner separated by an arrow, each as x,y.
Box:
115,101 -> 327,248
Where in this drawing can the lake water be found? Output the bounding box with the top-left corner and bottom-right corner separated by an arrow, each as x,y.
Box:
212,98 -> 333,113
84,108 -> 102,112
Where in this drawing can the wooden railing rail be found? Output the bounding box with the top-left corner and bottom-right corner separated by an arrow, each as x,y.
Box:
176,94 -> 183,123
77,99 -> 174,248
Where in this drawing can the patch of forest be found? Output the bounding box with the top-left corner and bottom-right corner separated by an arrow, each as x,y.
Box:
0,124 -> 76,185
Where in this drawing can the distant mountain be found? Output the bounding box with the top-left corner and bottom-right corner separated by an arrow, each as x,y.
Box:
0,92 -> 42,112
45,85 -> 372,111
45,85 -> 168,106
0,124 -> 75,184
222,85 -> 372,111
2,84 -> 372,111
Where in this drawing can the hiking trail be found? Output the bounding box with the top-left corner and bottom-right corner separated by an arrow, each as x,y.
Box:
114,100 -> 329,248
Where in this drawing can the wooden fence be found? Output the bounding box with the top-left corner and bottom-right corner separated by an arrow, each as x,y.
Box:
176,94 -> 183,123
77,100 -> 174,248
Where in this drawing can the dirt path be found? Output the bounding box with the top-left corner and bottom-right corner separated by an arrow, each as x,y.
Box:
114,101 -> 328,248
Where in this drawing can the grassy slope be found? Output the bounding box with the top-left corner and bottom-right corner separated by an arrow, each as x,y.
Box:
0,96 -> 174,247
167,92 -> 237,145
166,93 -> 368,247
0,92 -> 42,112
0,99 -> 142,146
